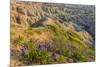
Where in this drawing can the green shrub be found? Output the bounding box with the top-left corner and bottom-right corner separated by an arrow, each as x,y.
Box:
10,32 -> 15,36
16,35 -> 24,44
46,25 -> 58,34
20,41 -> 50,64
71,49 -> 88,62
67,31 -> 82,40
25,27 -> 34,35
56,54 -> 66,63
87,49 -> 95,56
61,47 -> 71,57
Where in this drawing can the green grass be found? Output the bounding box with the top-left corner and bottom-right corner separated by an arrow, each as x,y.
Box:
10,32 -> 15,36
15,35 -> 25,44
67,31 -> 82,40
25,27 -> 34,35
87,49 -> 95,56
71,49 -> 88,62
10,32 -> 15,39
67,37 -> 87,49
19,41 -> 52,64
56,54 -> 67,63
11,24 -> 95,65
46,24 -> 87,49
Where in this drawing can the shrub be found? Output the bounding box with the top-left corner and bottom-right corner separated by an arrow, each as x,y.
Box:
20,41 -> 51,64
26,29 -> 34,35
10,32 -> 15,36
71,49 -> 88,62
16,35 -> 24,44
61,47 -> 71,57
87,49 -> 95,56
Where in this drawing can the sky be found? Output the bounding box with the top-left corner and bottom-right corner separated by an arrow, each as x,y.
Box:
20,0 -> 95,5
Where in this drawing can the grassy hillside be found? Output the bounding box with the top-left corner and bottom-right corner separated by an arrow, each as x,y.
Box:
10,0 -> 95,66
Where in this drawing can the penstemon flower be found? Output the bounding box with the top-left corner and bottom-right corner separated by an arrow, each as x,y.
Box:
47,45 -> 51,51
21,47 -> 26,56
38,45 -> 43,51
52,52 -> 56,61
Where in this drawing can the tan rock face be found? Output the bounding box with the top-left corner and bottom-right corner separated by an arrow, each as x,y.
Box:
11,1 -> 95,37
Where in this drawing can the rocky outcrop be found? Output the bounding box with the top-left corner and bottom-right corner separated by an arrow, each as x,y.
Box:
11,1 -> 95,37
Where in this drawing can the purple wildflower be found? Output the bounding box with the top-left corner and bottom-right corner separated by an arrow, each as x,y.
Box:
43,45 -> 47,48
43,44 -> 51,51
38,45 -> 43,51
21,47 -> 26,56
52,52 -> 56,61
47,45 -> 51,51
